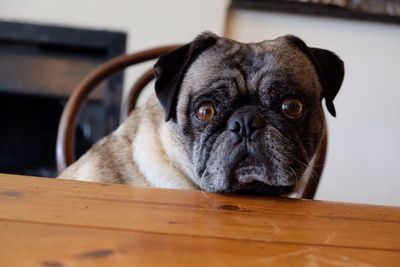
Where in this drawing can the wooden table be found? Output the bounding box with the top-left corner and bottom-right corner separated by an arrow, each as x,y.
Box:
0,174 -> 399,266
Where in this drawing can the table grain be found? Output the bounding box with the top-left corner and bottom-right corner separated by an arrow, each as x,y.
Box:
0,173 -> 399,266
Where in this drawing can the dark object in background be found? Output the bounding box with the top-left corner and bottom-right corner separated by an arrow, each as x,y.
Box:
232,0 -> 400,24
305,0 -> 400,17
0,21 -> 126,177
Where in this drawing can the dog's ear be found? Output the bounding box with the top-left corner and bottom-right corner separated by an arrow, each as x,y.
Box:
284,35 -> 344,117
154,32 -> 218,121
308,48 -> 344,117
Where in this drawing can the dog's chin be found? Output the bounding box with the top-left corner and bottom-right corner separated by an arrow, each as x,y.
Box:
228,182 -> 296,196
198,167 -> 296,196
228,168 -> 296,196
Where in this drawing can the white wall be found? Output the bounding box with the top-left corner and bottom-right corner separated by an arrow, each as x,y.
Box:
226,9 -> 400,206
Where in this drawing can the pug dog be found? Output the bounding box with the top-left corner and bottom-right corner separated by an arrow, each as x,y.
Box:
58,32 -> 344,196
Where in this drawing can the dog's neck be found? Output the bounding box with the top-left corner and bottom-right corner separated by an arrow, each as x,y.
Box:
132,96 -> 197,189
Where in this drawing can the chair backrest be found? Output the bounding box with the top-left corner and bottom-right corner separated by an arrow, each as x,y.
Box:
56,45 -> 327,199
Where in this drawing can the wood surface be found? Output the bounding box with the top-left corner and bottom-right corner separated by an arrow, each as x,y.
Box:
0,173 -> 399,266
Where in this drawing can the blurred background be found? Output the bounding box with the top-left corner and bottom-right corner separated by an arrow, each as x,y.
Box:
0,0 -> 399,206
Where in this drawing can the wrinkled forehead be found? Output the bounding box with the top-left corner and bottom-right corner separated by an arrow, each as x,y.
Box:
181,37 -> 322,98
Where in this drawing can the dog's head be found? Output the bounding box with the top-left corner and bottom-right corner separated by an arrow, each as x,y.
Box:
154,32 -> 344,195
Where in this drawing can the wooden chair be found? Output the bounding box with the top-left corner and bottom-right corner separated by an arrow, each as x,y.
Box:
56,45 -> 327,199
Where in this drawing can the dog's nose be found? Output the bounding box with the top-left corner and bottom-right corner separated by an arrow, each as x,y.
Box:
228,110 -> 265,139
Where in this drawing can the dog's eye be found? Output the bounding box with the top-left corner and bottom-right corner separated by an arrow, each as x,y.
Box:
281,98 -> 304,119
195,102 -> 216,121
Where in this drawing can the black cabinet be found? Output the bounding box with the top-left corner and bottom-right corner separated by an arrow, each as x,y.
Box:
0,21 -> 127,177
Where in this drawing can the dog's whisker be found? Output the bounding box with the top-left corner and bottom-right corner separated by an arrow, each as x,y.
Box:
256,182 -> 266,193
288,166 -> 299,183
284,154 -> 321,184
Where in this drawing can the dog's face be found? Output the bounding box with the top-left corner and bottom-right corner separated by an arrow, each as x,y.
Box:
155,33 -> 344,195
